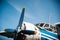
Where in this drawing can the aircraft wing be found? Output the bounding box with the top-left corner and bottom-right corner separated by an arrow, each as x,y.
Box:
0,29 -> 16,38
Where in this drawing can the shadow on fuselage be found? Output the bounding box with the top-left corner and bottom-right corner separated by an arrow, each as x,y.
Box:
14,32 -> 26,40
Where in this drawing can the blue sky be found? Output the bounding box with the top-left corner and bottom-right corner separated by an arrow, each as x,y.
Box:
0,0 -> 60,40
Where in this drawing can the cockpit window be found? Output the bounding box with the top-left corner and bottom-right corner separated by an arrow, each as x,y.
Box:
44,24 -> 49,27
40,23 -> 44,27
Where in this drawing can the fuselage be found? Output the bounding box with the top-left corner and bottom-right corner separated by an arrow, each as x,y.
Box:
17,22 -> 41,40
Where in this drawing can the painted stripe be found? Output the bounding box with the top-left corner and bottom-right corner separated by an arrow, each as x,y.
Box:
42,34 -> 55,40
46,30 -> 57,35
41,35 -> 52,40
41,37 -> 48,40
41,32 -> 58,40
40,30 -> 58,38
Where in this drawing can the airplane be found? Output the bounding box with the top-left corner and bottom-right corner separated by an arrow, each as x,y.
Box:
35,22 -> 59,40
0,7 -> 41,40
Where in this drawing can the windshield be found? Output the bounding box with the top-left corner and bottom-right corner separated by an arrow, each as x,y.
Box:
40,23 -> 44,27
44,24 -> 49,27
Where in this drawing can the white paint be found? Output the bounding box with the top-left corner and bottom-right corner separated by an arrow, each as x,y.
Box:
19,22 -> 41,40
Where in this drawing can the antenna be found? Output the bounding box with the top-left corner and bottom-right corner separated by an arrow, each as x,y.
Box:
49,13 -> 51,28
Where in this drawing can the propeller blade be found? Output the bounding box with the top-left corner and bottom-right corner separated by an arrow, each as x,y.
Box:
17,8 -> 25,27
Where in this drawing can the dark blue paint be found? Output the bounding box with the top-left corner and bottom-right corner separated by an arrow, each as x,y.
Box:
40,30 -> 58,38
17,8 -> 25,27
